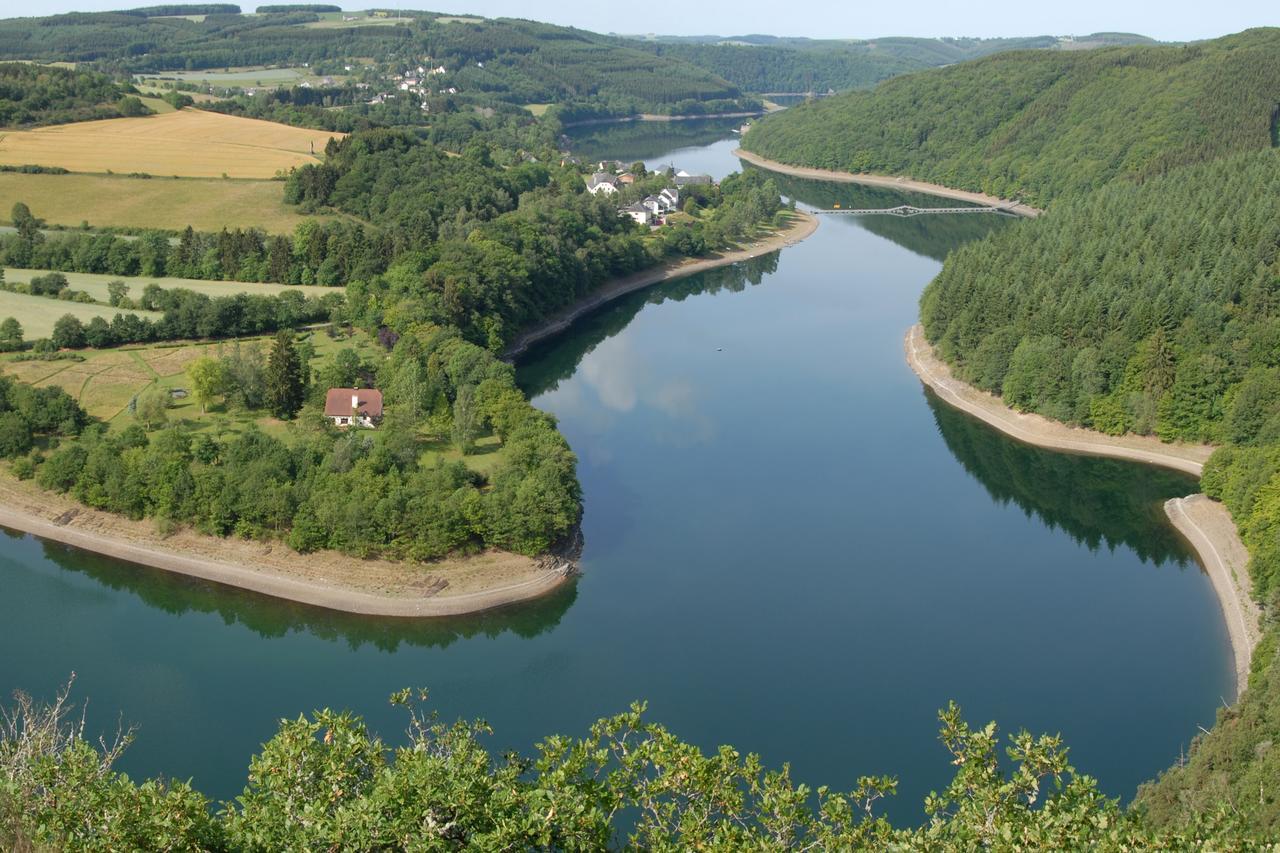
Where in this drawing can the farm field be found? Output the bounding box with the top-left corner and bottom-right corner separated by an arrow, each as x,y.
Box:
0,109 -> 344,179
3,269 -> 336,302
305,12 -> 407,28
143,67 -> 306,84
0,173 -> 340,234
0,291 -> 161,339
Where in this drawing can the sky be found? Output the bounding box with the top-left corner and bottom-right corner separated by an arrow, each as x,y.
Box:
0,0 -> 1271,42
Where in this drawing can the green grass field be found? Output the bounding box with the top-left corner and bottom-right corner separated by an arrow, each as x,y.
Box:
4,269 -> 337,304
0,291 -> 162,338
0,172 -> 339,234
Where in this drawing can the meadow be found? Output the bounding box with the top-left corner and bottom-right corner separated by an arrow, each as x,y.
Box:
0,109 -> 343,179
0,172 -> 336,233
0,291 -> 161,339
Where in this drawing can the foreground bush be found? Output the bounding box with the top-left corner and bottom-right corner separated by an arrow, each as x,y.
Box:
1,682 -> 1267,850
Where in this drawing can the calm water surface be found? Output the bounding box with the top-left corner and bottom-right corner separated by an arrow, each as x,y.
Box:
0,130 -> 1231,825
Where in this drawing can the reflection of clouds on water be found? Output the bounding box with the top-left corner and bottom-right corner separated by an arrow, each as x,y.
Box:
542,330 -> 716,455
580,335 -> 640,412
650,379 -> 715,447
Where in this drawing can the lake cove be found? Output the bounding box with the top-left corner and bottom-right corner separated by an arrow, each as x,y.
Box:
0,127 -> 1231,825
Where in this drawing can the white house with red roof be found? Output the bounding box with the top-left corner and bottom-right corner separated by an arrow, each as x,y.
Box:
325,388 -> 383,428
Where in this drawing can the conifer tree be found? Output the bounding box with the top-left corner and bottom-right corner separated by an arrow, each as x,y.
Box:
265,331 -> 305,419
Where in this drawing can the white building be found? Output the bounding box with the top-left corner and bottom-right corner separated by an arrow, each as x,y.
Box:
620,203 -> 653,225
587,173 -> 619,195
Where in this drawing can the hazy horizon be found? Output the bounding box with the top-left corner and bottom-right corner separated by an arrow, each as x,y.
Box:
0,0 -> 1271,44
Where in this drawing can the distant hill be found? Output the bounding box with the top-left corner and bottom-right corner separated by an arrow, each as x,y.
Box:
0,10 -> 752,119
741,28 -> 1280,205
624,33 -> 1157,95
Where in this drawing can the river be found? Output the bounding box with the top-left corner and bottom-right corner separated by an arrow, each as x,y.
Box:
0,121 -> 1232,825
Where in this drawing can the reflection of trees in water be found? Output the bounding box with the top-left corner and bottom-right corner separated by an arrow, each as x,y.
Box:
563,118 -> 744,161
516,252 -> 780,399
925,389 -> 1199,566
744,168 -> 1017,262
21,531 -> 576,652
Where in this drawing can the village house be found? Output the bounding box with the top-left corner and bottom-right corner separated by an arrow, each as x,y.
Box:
619,202 -> 653,226
659,187 -> 680,210
587,172 -> 619,195
674,169 -> 713,187
641,195 -> 664,217
616,172 -> 638,186
325,388 -> 383,429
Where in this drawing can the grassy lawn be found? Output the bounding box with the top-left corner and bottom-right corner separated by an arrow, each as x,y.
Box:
0,172 -> 340,234
0,291 -> 162,338
4,269 -> 337,302
523,104 -> 551,117
0,109 -> 344,179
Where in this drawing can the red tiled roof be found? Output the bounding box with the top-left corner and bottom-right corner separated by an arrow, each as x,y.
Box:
324,388 -> 383,418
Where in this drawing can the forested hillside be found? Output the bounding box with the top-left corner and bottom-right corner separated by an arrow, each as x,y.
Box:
0,62 -> 145,126
743,28 -> 1280,205
919,149 -> 1280,444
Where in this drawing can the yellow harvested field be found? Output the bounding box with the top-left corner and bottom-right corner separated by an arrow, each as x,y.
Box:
0,173 -> 340,234
0,109 -> 344,179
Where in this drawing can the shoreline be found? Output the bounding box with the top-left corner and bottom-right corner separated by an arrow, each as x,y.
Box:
1164,495 -> 1260,696
733,149 -> 1043,218
904,325 -> 1210,475
905,325 -> 1261,697
503,210 -> 819,360
0,478 -> 575,618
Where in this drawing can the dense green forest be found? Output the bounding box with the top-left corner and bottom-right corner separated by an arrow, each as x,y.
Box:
0,61 -> 146,126
920,149 -> 1280,444
286,129 -> 784,349
0,681 -> 1266,849
743,28 -> 1280,205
